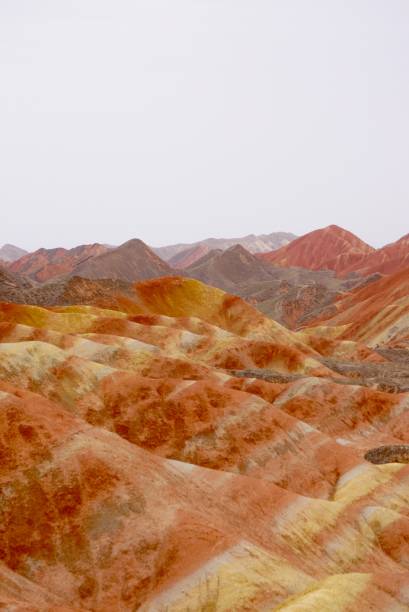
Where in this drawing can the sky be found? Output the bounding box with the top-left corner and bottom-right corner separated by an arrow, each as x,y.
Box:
1,1 -> 409,251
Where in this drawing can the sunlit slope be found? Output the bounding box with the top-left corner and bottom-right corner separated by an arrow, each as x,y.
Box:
306,267 -> 409,347
0,384 -> 408,610
0,276 -> 408,610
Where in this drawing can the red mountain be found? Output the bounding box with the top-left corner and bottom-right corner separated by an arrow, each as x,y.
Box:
260,225 -> 375,275
9,243 -> 109,282
346,232 -> 409,276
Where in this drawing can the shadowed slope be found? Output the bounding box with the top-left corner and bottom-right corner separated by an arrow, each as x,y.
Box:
71,239 -> 173,282
184,244 -> 277,290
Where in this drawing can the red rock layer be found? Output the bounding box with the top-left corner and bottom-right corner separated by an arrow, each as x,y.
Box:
347,232 -> 409,276
10,243 -> 109,282
0,277 -> 409,610
307,267 -> 409,347
260,225 -> 375,275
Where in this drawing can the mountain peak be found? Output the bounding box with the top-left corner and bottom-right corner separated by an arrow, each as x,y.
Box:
72,239 -> 172,282
260,225 -> 374,274
0,243 -> 28,263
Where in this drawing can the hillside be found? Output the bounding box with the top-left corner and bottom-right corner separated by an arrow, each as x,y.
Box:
9,243 -> 109,282
346,232 -> 409,276
260,225 -> 375,275
306,267 -> 409,348
72,238 -> 173,282
0,243 -> 28,263
0,266 -> 35,303
168,243 -> 211,268
184,244 -> 277,290
0,276 -> 408,609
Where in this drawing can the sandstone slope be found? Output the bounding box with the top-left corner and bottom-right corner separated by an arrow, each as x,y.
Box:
304,267 -> 409,348
9,243 -> 109,282
0,277 -> 408,609
260,225 -> 375,275
347,232 -> 409,277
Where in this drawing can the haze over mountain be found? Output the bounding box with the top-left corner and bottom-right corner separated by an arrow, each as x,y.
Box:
167,243 -> 211,269
153,231 -> 296,263
0,244 -> 27,263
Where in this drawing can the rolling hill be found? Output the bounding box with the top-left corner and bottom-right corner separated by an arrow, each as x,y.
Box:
0,276 -> 408,609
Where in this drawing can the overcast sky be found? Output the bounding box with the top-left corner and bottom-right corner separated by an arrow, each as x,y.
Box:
1,1 -> 409,250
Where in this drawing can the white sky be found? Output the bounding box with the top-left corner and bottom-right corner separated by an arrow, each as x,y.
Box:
1,1 -> 409,250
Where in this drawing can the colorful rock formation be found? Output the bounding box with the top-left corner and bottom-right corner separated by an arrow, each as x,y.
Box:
260,225 -> 375,275
0,277 -> 408,610
9,243 -> 109,282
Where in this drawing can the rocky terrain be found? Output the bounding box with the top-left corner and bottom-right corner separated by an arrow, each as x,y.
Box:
0,274 -> 408,610
0,265 -> 36,303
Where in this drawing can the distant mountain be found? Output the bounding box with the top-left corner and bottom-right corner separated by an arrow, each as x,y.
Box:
168,244 -> 211,269
0,244 -> 28,263
153,231 -> 297,263
260,225 -> 375,275
71,238 -> 173,282
185,244 -> 279,291
9,243 -> 109,282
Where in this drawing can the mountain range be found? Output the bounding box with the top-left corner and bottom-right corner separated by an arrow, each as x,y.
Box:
152,230 -> 297,263
2,224 -> 409,331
